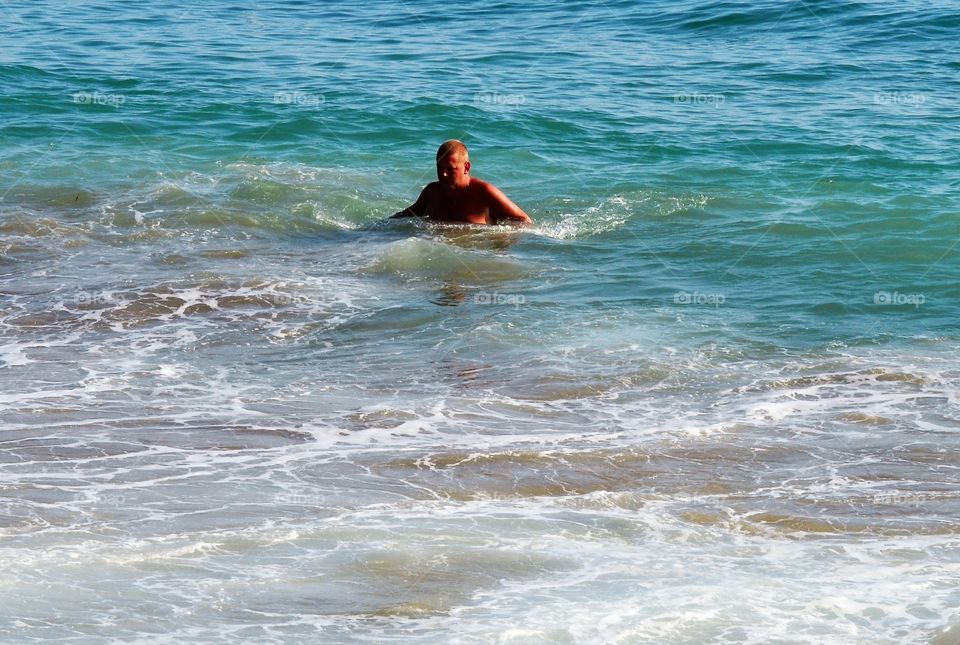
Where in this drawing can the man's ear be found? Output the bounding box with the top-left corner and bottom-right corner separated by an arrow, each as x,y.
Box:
464,161 -> 471,173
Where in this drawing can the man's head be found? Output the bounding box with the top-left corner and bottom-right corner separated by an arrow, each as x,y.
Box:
436,140 -> 471,189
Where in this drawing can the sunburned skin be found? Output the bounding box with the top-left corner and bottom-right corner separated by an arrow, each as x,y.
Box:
392,140 -> 533,227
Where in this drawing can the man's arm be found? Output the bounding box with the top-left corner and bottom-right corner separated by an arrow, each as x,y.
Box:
485,183 -> 532,226
391,185 -> 430,218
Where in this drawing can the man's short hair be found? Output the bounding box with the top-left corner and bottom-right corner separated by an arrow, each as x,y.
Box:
437,139 -> 469,161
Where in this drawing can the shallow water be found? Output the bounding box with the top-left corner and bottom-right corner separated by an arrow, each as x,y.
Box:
2,1 -> 960,643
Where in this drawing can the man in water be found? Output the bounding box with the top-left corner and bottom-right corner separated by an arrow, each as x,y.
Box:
391,140 -> 533,226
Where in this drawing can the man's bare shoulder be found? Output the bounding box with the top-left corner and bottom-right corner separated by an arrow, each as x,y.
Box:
417,181 -> 442,199
470,177 -> 510,200
468,177 -> 493,190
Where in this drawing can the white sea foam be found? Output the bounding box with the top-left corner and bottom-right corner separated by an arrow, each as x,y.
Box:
535,191 -> 710,240
364,237 -> 534,282
2,193 -> 959,645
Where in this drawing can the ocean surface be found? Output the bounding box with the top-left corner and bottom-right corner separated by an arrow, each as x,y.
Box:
2,1 -> 960,643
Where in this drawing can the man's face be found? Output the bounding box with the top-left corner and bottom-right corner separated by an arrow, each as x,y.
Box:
436,152 -> 470,188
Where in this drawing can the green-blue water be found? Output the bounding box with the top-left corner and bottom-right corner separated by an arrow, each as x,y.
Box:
2,2 -> 959,643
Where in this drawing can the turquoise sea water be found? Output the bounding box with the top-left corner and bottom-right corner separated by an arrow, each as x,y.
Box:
2,2 -> 960,643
